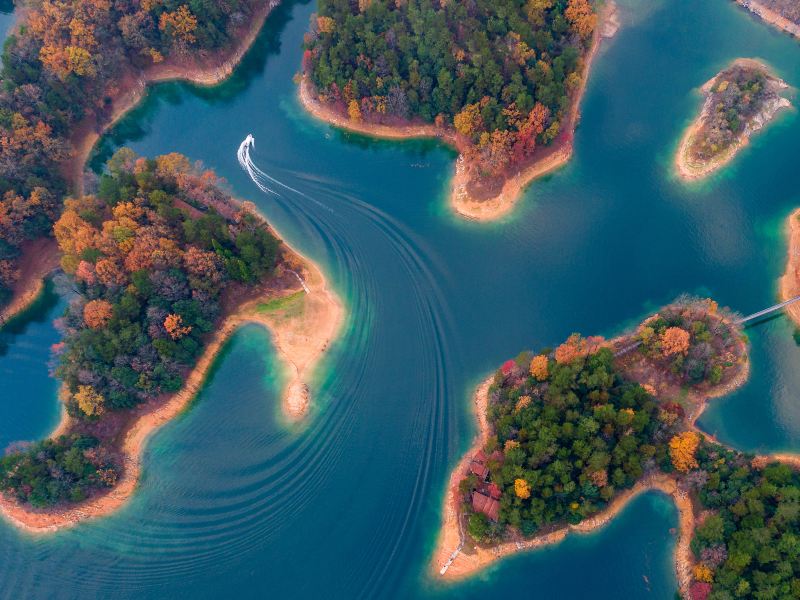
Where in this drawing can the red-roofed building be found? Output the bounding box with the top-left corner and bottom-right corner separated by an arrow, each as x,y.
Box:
487,482 -> 502,500
469,450 -> 489,481
472,491 -> 500,521
470,461 -> 488,480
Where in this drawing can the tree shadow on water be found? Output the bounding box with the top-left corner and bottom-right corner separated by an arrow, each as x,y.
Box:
0,280 -> 59,358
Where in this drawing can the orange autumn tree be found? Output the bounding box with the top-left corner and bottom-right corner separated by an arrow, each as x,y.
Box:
348,99 -> 362,121
159,5 -> 197,46
530,354 -> 549,381
453,102 -> 484,138
661,326 -> 691,356
669,431 -> 701,473
74,385 -> 106,417
555,333 -> 589,364
164,314 -> 192,340
514,478 -> 531,499
317,15 -> 335,34
83,299 -> 114,329
565,0 -> 597,40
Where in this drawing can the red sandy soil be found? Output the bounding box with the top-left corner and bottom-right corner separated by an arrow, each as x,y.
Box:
300,1 -> 619,222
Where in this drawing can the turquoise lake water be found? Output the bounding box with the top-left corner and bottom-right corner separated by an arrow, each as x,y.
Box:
2,0 -> 800,597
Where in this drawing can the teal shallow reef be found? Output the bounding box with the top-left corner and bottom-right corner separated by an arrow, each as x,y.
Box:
3,0 -> 800,597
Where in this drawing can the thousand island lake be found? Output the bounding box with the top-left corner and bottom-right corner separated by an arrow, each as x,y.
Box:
3,0 -> 800,598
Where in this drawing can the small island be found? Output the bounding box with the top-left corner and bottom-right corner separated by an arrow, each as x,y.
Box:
0,150 -> 343,533
432,297 -> 800,598
300,0 -> 619,221
736,1 -> 800,39
676,59 -> 791,181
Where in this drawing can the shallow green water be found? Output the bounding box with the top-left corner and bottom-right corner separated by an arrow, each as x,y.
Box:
3,0 -> 800,597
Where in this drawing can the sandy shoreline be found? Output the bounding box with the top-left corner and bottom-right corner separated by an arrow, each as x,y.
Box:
735,0 -> 800,38
0,240 -> 343,534
299,1 -> 619,222
0,238 -> 60,328
0,0 -> 346,533
675,58 -> 791,181
780,208 -> 800,327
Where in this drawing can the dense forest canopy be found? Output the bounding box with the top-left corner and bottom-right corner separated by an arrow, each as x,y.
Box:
304,0 -> 597,178
0,0 -> 263,307
463,347 -> 675,540
688,444 -> 800,600
0,148 -> 280,507
0,434 -> 118,507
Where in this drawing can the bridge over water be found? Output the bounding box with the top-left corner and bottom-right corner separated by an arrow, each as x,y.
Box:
736,294 -> 800,324
613,294 -> 800,358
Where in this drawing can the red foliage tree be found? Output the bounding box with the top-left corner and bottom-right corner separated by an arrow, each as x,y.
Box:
689,582 -> 712,600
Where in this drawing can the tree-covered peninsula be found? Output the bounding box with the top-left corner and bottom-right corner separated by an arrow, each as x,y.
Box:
429,298 -> 800,600
676,59 -> 791,180
0,0 -> 273,316
301,0 -> 614,220
0,149 -> 342,525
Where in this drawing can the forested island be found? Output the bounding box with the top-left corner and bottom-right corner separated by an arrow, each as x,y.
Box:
300,0 -> 618,221
0,149 -> 342,531
432,297 -> 800,598
676,59 -> 791,180
736,0 -> 800,38
0,0 -> 278,322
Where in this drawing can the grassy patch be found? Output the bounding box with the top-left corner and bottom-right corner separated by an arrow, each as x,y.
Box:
255,291 -> 305,314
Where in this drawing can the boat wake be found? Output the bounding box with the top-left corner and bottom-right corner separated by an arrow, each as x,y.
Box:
235,134 -> 458,596
237,134 -> 333,213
